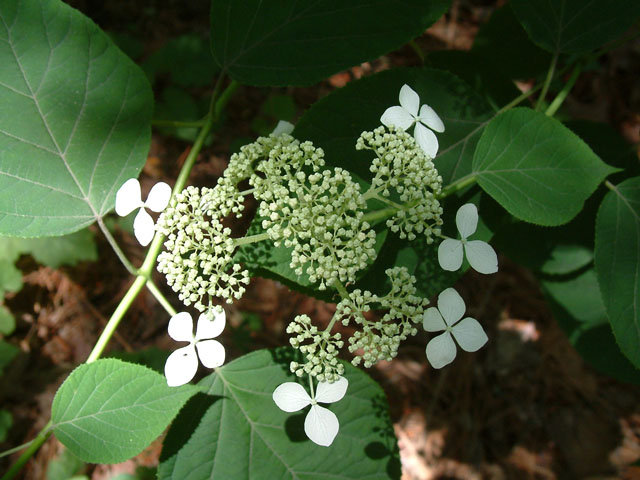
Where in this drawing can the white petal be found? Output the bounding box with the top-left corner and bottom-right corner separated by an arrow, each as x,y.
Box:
437,288 -> 466,326
195,308 -> 226,340
456,203 -> 478,239
438,238 -> 464,271
305,405 -> 339,447
423,307 -> 446,332
398,84 -> 420,116
133,208 -> 155,246
272,120 -> 294,135
273,382 -> 312,412
145,182 -> 172,212
164,345 -> 198,387
168,312 -> 194,342
464,240 -> 498,274
196,339 -> 225,368
380,106 -> 414,131
452,317 -> 488,352
414,122 -> 439,158
115,178 -> 143,216
425,332 -> 457,369
315,376 -> 348,404
418,104 -> 445,132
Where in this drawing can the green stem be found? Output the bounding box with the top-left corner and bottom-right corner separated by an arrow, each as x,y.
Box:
146,279 -> 177,316
86,275 -> 147,362
233,231 -> 270,247
604,180 -> 616,191
1,422 -> 52,480
536,51 -> 558,111
545,60 -> 583,117
438,174 -> 477,198
324,279 -> 351,333
96,217 -> 136,276
361,206 -> 398,225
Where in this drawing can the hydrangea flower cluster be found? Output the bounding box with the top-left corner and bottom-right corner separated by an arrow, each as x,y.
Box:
356,125 -> 443,243
287,314 -> 345,382
286,267 -> 427,380
252,150 -> 377,289
338,267 -> 427,367
156,185 -> 249,312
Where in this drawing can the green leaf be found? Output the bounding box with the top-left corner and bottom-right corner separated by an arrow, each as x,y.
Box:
210,0 -> 449,86
0,304 -> 16,336
473,108 -> 617,226
294,67 -> 493,185
0,409 -> 11,443
511,0 -> 640,54
0,339 -> 19,375
594,177 -> 640,368
158,349 -> 400,480
542,268 -> 640,385
471,4 -> 551,79
0,0 -> 152,237
51,359 -> 199,464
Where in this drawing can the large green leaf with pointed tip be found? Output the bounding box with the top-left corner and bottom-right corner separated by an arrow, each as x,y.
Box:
51,359 -> 198,464
0,0 -> 152,237
158,349 -> 400,480
210,0 -> 450,86
595,177 -> 640,369
473,108 -> 617,226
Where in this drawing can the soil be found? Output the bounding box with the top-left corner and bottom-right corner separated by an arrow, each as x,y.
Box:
1,1 -> 639,479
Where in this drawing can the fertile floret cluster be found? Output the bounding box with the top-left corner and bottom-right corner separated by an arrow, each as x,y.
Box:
286,267 -> 427,376
156,186 -> 249,311
287,314 -> 345,383
248,135 -> 378,290
338,267 -> 427,368
357,125 -> 444,242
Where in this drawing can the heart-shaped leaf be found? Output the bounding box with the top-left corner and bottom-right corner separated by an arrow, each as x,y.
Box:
0,0 -> 152,237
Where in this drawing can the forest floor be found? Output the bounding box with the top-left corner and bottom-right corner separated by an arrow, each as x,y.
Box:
1,0 -> 640,479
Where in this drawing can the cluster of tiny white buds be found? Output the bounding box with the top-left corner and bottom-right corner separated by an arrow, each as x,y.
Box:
339,267 -> 427,368
357,125 -> 444,243
250,136 -> 377,289
156,186 -> 249,311
286,314 -> 345,383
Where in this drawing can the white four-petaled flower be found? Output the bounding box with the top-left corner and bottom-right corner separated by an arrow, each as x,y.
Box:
164,309 -> 226,387
438,203 -> 498,274
273,376 -> 348,447
423,288 -> 488,369
380,84 -> 445,158
115,178 -> 172,246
